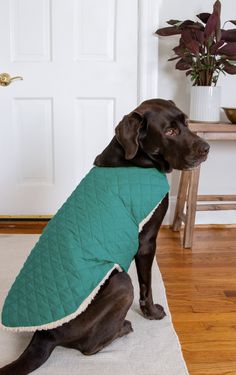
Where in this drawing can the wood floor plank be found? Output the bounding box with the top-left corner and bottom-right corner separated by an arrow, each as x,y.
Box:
157,227 -> 236,375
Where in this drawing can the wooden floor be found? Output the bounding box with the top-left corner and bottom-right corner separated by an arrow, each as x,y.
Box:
1,222 -> 236,374
157,227 -> 236,375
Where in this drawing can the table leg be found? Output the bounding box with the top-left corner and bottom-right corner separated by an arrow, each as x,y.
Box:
172,170 -> 190,232
183,166 -> 201,248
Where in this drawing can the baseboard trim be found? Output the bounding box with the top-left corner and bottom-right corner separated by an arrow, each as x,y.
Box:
0,219 -> 51,234
0,215 -> 53,220
0,220 -> 236,234
162,224 -> 236,229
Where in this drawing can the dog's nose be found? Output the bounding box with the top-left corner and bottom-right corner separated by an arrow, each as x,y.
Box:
197,143 -> 210,156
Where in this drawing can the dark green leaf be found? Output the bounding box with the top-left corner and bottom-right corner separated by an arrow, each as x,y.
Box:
155,27 -> 181,36
219,42 -> 236,56
204,13 -> 219,39
179,20 -> 195,28
185,69 -> 192,76
210,40 -> 225,54
195,30 -> 204,44
168,56 -> 180,61
213,0 -> 221,16
223,55 -> 236,60
185,23 -> 205,31
175,59 -> 191,70
166,19 -> 181,26
173,45 -> 186,57
181,30 -> 199,54
223,61 -> 236,74
221,29 -> 236,42
196,13 -> 211,24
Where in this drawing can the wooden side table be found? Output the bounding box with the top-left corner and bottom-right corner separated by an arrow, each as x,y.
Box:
172,123 -> 236,248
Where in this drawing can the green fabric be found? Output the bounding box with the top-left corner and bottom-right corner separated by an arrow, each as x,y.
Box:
1,167 -> 169,330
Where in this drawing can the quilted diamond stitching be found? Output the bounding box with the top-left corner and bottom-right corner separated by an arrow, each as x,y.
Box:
2,167 -> 169,329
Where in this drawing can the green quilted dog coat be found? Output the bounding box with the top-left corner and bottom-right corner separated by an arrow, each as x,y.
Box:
1,167 -> 169,332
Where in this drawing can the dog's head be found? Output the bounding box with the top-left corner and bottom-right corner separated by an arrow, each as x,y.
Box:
115,99 -> 210,172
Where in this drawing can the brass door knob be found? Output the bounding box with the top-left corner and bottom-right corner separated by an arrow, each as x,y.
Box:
0,73 -> 23,86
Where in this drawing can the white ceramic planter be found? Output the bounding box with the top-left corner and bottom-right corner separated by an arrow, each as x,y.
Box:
190,86 -> 221,123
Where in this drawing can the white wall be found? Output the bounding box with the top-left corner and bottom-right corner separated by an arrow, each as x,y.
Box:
156,0 -> 236,224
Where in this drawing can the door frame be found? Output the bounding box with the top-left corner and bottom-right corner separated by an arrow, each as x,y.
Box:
138,0 -> 159,103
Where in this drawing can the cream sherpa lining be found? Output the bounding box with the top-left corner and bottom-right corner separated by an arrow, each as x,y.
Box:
139,199 -> 162,232
1,198 -> 163,333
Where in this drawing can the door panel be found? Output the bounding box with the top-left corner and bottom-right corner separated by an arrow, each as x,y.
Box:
13,98 -> 54,185
10,0 -> 51,62
74,0 -> 116,61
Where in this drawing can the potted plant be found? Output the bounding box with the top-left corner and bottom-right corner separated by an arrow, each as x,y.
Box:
155,0 -> 236,122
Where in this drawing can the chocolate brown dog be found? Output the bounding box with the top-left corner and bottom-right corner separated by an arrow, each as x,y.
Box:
0,99 -> 209,375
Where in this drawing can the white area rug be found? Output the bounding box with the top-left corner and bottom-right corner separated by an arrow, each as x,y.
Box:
0,234 -> 189,374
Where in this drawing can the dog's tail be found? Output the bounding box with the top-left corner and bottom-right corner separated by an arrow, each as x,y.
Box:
0,330 -> 57,375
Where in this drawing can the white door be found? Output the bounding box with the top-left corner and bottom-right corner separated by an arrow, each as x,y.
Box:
0,0 -> 139,216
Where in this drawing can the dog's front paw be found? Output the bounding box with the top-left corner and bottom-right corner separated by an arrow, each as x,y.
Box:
140,301 -> 166,320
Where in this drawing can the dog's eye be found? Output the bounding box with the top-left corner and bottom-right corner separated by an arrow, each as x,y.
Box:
165,128 -> 180,136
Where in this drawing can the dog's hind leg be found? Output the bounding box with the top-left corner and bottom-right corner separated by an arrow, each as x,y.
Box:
0,330 -> 60,375
63,319 -> 133,352
79,271 -> 134,355
61,271 -> 134,356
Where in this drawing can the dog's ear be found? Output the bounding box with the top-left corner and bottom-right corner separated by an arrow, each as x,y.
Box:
115,112 -> 143,160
